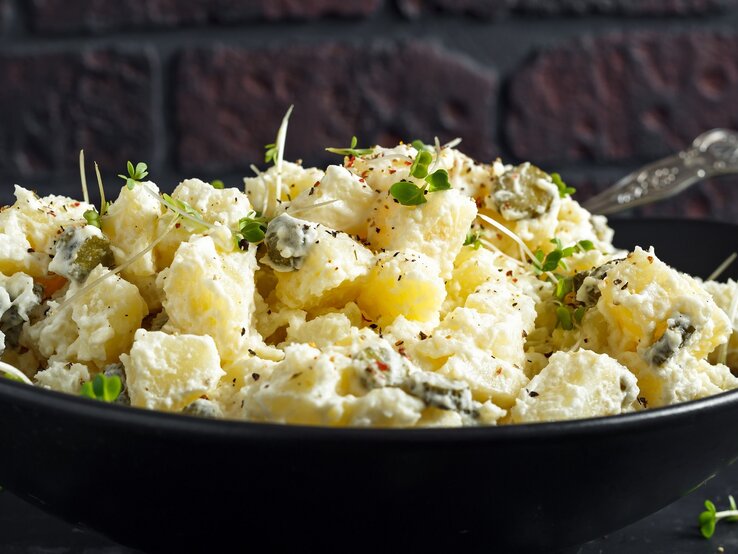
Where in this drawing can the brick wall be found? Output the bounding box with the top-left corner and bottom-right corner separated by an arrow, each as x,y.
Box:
1,0 -> 738,222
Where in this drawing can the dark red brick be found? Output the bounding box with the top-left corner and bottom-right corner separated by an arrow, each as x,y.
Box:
175,41 -> 497,172
506,32 -> 738,165
397,0 -> 507,18
0,49 -> 155,177
397,0 -> 732,17
512,0 -> 732,15
29,0 -> 382,33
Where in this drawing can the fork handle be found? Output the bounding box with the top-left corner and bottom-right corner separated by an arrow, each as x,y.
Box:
582,129 -> 738,215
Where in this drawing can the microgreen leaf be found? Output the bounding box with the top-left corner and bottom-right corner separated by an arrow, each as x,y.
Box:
390,181 -> 427,206
236,211 -> 269,247
325,136 -> 375,158
409,150 -> 433,179
555,306 -> 573,330
211,180 -> 225,189
578,239 -> 595,251
464,231 -> 482,250
551,172 -> 576,198
160,193 -> 209,232
118,161 -> 149,190
574,306 -> 586,322
411,139 -> 433,152
264,143 -> 277,164
84,209 -> 101,228
426,169 -> 451,192
80,374 -> 122,403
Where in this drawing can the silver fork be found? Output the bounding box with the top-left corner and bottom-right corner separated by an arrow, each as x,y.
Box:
581,129 -> 738,215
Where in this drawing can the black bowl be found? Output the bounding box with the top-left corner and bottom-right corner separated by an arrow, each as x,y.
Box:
1,218 -> 737,554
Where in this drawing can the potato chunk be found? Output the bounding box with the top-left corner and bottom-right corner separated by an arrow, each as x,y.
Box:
158,234 -> 257,364
367,188 -> 477,279
27,265 -> 148,369
288,165 -> 377,238
272,221 -> 373,311
356,250 -> 446,328
508,351 -> 639,423
122,329 -> 224,411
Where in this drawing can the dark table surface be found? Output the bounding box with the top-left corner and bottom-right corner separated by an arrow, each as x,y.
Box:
3,462 -> 738,554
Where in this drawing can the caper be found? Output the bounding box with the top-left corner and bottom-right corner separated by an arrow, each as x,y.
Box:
491,163 -> 556,221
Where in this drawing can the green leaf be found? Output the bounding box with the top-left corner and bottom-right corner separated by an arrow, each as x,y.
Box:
325,136 -> 375,158
411,139 -> 433,152
578,240 -> 595,251
264,142 -> 277,164
160,194 -> 208,232
699,509 -> 716,538
236,211 -> 269,247
118,160 -> 149,189
390,181 -> 427,206
541,250 -> 563,272
464,232 -> 482,250
80,374 -> 122,403
410,150 -> 433,179
574,306 -> 586,323
84,209 -> 101,228
705,500 -> 717,514
426,169 -> 451,192
555,277 -> 573,300
556,306 -> 573,330
551,172 -> 576,198
211,180 -> 225,189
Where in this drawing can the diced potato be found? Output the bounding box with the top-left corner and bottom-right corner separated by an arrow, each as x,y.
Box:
0,186 -> 94,277
103,181 -> 165,309
356,250 -> 446,328
417,280 -> 536,369
243,162 -> 324,218
273,226 -> 373,311
367,188 -> 477,279
702,279 -> 738,370
342,387 -> 425,427
27,265 -> 148,369
239,344 -> 347,426
620,351 -> 738,409
288,165 -> 377,238
590,247 -> 731,362
437,349 -> 528,409
34,361 -> 90,394
158,234 -> 257,364
122,329 -> 224,411
508,350 -> 639,423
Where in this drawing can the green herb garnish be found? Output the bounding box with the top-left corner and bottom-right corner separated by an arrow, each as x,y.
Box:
236,211 -> 269,247
84,209 -> 102,228
464,231 -> 482,250
80,374 -> 122,403
411,139 -> 433,152
325,136 -> 374,158
698,496 -> 738,538
211,180 -> 225,189
118,161 -> 149,190
389,149 -> 452,207
160,194 -> 209,232
551,172 -> 576,198
534,238 -> 594,274
389,181 -> 427,206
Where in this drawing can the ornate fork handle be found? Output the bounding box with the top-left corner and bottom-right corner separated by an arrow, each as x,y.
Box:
582,129 -> 738,215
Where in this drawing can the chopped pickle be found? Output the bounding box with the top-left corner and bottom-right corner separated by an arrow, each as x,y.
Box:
491,163 -> 556,221
51,227 -> 115,283
645,315 -> 695,366
73,236 -> 115,282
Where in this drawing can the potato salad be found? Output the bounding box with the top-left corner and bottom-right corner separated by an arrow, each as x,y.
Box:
1,130 -> 737,427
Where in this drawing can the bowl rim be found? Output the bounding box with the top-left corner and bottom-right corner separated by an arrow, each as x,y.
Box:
3,377 -> 738,443
2,216 -> 737,444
